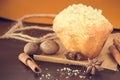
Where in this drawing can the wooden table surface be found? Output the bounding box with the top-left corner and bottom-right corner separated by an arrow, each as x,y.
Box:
0,18 -> 120,80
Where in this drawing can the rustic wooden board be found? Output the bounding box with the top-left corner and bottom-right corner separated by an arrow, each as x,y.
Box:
34,32 -> 120,71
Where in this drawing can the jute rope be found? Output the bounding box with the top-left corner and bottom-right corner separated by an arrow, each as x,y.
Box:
0,14 -> 58,43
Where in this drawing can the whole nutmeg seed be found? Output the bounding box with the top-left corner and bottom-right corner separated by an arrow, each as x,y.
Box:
40,39 -> 59,55
24,42 -> 38,55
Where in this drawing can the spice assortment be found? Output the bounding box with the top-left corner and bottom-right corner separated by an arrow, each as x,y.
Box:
0,13 -> 106,76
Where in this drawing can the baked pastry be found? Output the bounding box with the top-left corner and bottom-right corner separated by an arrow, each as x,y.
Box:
53,4 -> 113,58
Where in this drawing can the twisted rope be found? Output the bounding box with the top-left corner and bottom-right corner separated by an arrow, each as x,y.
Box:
0,14 -> 58,43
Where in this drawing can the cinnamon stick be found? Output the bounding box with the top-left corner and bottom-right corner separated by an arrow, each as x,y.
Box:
113,38 -> 120,52
18,53 -> 41,74
109,45 -> 120,65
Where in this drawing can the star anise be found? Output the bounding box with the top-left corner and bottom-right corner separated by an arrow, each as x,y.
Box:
85,58 -> 104,75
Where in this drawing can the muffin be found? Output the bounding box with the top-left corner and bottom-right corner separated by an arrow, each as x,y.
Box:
53,4 -> 113,58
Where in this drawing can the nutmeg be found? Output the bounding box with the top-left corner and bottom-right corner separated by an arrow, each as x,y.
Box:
40,39 -> 59,55
24,42 -> 38,55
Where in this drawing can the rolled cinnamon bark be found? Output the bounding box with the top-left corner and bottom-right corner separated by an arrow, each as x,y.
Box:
113,38 -> 120,52
109,45 -> 120,65
18,53 -> 41,74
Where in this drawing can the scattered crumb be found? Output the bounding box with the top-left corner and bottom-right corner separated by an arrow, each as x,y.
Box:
39,67 -> 92,80
41,74 -> 44,77
79,75 -> 86,79
40,77 -> 42,80
45,68 -> 49,70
